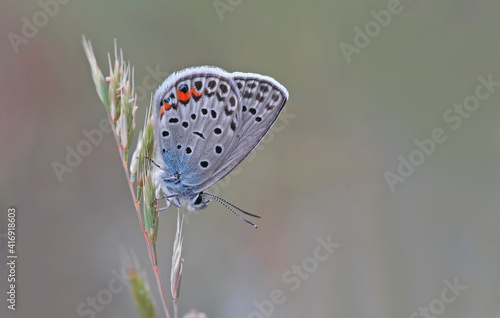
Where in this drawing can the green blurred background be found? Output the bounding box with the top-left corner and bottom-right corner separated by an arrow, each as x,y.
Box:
2,0 -> 500,317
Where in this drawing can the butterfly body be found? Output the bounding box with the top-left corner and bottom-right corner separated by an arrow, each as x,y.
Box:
152,66 -> 288,214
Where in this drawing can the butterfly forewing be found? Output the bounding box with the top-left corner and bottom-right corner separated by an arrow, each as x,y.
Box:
193,72 -> 289,192
152,67 -> 241,187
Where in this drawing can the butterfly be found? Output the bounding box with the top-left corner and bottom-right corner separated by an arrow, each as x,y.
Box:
151,66 -> 289,227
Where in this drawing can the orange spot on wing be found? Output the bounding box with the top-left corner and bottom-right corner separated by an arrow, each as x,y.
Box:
191,87 -> 201,97
177,89 -> 191,102
160,105 -> 165,118
163,102 -> 171,110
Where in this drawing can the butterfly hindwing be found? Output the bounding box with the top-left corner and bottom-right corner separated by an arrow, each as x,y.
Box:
152,67 -> 241,188
193,71 -> 289,192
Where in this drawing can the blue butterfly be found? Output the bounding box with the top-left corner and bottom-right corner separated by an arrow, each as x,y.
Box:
151,66 -> 289,227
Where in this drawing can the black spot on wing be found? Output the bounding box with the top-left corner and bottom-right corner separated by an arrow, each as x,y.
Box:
195,81 -> 202,90
219,84 -> 228,93
229,96 -> 236,106
178,99 -> 190,105
224,106 -> 234,116
259,85 -> 269,93
193,131 -> 205,139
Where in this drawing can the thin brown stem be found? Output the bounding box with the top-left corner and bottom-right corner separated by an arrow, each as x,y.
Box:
109,117 -> 171,318
155,265 -> 172,318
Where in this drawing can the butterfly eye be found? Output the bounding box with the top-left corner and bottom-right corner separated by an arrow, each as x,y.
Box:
194,193 -> 203,205
179,84 -> 189,93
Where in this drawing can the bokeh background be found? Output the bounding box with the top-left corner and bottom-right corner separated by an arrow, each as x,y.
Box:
2,0 -> 500,317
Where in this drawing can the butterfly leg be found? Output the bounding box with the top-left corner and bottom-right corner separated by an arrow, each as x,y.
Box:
150,194 -> 178,206
145,156 -> 175,178
145,156 -> 161,168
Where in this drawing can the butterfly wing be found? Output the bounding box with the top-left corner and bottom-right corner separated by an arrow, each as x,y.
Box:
193,71 -> 289,192
152,66 -> 242,188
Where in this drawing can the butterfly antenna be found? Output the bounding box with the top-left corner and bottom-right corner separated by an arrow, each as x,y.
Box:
204,192 -> 261,218
203,193 -> 258,228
